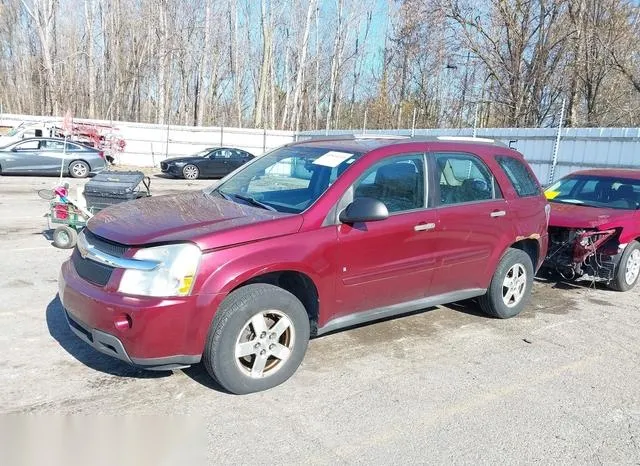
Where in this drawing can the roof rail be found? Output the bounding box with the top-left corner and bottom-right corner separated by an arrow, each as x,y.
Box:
296,133 -> 409,140
354,134 -> 410,139
294,133 -> 509,147
436,136 -> 508,147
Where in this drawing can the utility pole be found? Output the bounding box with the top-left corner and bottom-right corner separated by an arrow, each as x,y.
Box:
548,97 -> 567,185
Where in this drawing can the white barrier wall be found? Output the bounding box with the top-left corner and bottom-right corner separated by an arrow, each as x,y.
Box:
0,114 -> 296,167
3,114 -> 639,182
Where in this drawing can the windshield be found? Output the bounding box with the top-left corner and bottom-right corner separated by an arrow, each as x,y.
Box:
211,145 -> 362,213
192,149 -> 211,157
545,175 -> 640,210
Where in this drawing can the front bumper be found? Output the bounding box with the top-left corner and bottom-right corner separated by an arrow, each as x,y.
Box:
160,163 -> 181,176
59,259 -> 225,370
542,227 -> 620,280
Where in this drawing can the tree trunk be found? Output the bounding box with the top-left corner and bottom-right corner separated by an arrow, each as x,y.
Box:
291,0 -> 316,132
326,0 -> 343,131
254,0 -> 271,128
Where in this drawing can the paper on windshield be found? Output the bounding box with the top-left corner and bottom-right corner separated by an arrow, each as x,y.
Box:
312,151 -> 354,168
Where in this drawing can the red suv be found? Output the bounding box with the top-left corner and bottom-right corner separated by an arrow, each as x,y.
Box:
59,136 -> 549,394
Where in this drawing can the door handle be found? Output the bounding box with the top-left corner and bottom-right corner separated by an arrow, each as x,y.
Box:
414,222 -> 436,232
490,210 -> 506,218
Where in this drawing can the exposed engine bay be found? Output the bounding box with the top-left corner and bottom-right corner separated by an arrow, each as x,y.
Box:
543,227 -> 621,282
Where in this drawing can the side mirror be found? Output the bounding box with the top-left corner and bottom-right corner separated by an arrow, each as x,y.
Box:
339,197 -> 389,224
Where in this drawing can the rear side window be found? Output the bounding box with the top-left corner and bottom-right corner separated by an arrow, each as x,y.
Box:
434,152 -> 500,205
496,155 -> 540,197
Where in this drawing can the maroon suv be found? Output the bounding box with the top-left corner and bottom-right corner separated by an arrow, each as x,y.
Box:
59,136 -> 549,394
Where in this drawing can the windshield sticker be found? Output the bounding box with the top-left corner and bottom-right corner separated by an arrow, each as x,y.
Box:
312,151 -> 354,168
544,190 -> 559,199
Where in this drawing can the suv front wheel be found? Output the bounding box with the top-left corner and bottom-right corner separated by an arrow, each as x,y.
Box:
203,284 -> 310,395
479,248 -> 534,319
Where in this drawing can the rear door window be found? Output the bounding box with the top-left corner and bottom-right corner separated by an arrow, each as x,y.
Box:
434,152 -> 500,205
496,155 -> 541,197
41,140 -> 66,151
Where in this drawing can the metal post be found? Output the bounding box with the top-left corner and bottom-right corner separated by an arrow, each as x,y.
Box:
263,128 -> 267,153
362,108 -> 368,135
165,122 -> 170,158
472,102 -> 479,137
548,97 -> 566,185
59,134 -> 67,184
220,125 -> 224,147
411,107 -> 417,137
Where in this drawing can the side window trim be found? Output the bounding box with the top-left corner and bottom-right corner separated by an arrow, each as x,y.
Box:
429,151 -> 502,207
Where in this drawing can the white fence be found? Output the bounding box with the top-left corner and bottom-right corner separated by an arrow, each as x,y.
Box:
0,114 -> 295,167
2,114 -> 640,184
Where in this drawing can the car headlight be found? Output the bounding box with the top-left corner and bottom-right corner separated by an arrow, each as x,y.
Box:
118,243 -> 201,297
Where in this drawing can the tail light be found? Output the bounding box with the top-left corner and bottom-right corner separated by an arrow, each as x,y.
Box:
98,150 -> 105,159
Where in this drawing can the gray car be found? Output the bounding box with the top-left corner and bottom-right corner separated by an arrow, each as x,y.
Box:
0,137 -> 107,178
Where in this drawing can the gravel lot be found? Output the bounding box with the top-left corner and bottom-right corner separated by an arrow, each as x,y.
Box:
1,172 -> 639,464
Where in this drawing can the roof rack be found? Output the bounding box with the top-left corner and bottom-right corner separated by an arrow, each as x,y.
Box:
295,133 -> 408,141
436,136 -> 495,143
295,133 -> 509,147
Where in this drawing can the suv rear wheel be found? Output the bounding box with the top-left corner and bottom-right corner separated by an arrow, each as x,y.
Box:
479,248 -> 534,319
203,284 -> 310,394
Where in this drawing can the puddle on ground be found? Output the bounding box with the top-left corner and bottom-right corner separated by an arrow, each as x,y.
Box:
586,297 -> 614,307
524,282 -> 578,317
4,279 -> 35,288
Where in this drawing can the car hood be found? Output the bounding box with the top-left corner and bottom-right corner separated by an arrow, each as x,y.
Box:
162,156 -> 201,164
549,201 -> 633,229
86,191 -> 302,249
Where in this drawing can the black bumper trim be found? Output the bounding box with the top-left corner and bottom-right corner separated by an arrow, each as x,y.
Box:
64,310 -> 201,371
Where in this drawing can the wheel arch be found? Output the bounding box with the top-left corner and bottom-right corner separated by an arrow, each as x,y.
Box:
229,269 -> 320,336
510,238 -> 540,271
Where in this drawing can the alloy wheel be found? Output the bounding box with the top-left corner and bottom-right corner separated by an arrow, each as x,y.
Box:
502,263 -> 527,308
625,249 -> 640,285
234,310 -> 295,378
183,165 -> 199,180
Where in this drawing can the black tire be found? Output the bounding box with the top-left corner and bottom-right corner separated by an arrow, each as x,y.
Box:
202,283 -> 310,395
609,240 -> 640,292
69,160 -> 90,178
182,164 -> 200,180
479,248 -> 534,319
52,225 -> 78,249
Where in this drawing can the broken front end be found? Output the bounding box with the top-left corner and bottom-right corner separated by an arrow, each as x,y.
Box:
544,227 -> 622,282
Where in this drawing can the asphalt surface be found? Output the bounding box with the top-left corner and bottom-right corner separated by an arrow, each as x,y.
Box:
1,172 -> 639,464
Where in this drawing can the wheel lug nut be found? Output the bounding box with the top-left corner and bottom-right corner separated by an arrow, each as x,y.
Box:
269,333 -> 276,339
254,343 -> 261,349
260,332 -> 267,338
260,349 -> 266,356
269,344 -> 275,350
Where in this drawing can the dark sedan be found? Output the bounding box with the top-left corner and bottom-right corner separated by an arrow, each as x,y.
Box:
0,137 -> 107,178
160,147 -> 255,180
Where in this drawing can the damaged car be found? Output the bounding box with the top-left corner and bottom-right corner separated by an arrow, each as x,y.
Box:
543,169 -> 640,291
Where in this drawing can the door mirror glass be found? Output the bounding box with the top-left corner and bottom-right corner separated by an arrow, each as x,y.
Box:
339,197 -> 389,223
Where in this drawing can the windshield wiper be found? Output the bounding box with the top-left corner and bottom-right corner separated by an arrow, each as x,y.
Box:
216,189 -> 233,201
227,192 -> 277,212
550,198 -> 584,205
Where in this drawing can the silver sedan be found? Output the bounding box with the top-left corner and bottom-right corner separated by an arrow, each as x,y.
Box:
0,137 -> 107,178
